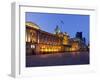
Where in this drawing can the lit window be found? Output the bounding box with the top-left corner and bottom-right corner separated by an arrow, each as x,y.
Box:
31,45 -> 35,48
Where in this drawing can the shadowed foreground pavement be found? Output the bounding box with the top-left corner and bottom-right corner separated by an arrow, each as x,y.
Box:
26,52 -> 89,67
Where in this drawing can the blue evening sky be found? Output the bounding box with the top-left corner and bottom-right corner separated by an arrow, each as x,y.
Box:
26,12 -> 89,44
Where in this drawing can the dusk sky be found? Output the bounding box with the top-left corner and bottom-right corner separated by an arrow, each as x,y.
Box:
26,12 -> 89,44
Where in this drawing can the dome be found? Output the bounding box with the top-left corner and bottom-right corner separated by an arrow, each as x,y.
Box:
26,22 -> 40,29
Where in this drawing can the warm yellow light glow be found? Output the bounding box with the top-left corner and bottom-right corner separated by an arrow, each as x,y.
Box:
26,22 -> 40,29
39,45 -> 63,53
27,34 -> 31,42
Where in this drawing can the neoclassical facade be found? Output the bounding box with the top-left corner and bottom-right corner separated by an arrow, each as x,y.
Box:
26,22 -> 88,55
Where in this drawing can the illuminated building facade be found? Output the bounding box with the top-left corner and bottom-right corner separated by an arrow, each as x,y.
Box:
26,22 -> 88,55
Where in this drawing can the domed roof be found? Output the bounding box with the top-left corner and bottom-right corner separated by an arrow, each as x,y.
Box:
26,22 -> 40,29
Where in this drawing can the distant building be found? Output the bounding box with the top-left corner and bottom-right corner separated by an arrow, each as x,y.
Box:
75,32 -> 88,51
76,32 -> 82,40
82,37 -> 86,44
